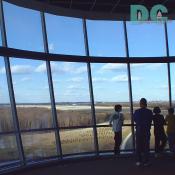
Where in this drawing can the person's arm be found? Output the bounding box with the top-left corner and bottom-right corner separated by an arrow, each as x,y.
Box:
133,111 -> 138,123
109,114 -> 114,125
162,115 -> 166,125
121,113 -> 124,125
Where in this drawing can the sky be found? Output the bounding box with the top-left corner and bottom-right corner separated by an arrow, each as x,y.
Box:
0,1 -> 175,104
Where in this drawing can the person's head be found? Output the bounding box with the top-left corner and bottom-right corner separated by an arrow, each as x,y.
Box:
168,107 -> 174,115
115,104 -> 122,112
140,98 -> 147,108
153,106 -> 161,114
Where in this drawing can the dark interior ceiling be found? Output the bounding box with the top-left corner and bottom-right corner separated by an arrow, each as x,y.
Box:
5,0 -> 175,20
35,0 -> 174,14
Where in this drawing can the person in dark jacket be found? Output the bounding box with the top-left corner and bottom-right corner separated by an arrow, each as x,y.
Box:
153,107 -> 167,157
165,108 -> 175,155
133,98 -> 153,166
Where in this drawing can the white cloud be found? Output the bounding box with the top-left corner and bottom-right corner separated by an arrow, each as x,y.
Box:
146,63 -> 164,70
111,75 -> 141,82
67,85 -> 87,90
35,62 -> 86,75
111,75 -> 128,82
21,77 -> 32,82
43,86 -> 49,89
0,67 -> 5,74
67,85 -> 79,89
53,79 -> 61,83
74,66 -> 87,74
101,63 -> 126,71
0,65 -> 33,74
49,43 -> 54,52
11,65 -> 33,74
35,63 -> 46,73
67,77 -> 84,82
92,77 -> 108,83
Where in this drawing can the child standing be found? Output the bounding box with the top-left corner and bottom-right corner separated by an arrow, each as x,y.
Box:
109,104 -> 124,155
165,108 -> 175,155
153,107 -> 167,156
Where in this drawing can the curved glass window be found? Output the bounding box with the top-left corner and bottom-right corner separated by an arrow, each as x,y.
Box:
87,20 -> 126,57
167,20 -> 175,56
51,61 -> 92,127
3,2 -> 43,51
171,63 -> 175,107
97,126 -> 133,152
60,128 -> 95,155
127,22 -> 166,57
91,63 -> 130,124
21,131 -> 57,160
131,63 -> 169,149
10,58 -> 53,130
0,134 -> 19,166
1,0 -> 175,169
131,63 -> 169,106
0,57 -> 14,132
0,28 -> 2,45
46,14 -> 85,56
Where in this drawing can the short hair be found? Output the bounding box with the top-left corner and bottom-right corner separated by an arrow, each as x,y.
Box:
168,107 -> 174,114
140,98 -> 147,106
115,104 -> 122,112
153,106 -> 161,114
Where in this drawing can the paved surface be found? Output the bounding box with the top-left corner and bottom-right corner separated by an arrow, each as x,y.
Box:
5,156 -> 175,175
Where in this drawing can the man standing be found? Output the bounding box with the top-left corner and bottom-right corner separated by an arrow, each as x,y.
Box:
133,98 -> 153,166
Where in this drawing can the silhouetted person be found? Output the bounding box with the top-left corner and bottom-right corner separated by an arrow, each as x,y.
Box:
153,107 -> 167,157
165,108 -> 175,155
133,98 -> 153,166
109,104 -> 124,155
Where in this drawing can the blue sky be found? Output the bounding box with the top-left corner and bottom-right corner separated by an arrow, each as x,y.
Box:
0,1 -> 175,104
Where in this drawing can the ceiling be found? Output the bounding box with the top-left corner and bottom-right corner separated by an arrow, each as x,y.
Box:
5,0 -> 175,20
35,0 -> 174,14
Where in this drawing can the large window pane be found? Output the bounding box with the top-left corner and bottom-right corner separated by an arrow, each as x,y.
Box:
3,2 -> 43,51
97,127 -> 133,151
87,20 -> 126,57
171,63 -> 175,107
131,63 -> 169,113
0,26 -> 2,45
91,63 -> 130,124
60,128 -> 94,155
131,63 -> 169,151
22,131 -> 57,160
46,14 -> 85,56
51,62 -> 92,127
0,134 -> 19,166
167,20 -> 175,56
0,57 -> 14,132
127,22 -> 166,57
10,58 -> 53,130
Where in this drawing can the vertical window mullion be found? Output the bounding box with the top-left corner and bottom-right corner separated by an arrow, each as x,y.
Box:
40,12 -> 63,159
0,0 -> 25,165
164,22 -> 172,107
83,18 -> 99,155
123,21 -> 135,152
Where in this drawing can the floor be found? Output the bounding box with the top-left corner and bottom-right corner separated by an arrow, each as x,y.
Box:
5,155 -> 175,175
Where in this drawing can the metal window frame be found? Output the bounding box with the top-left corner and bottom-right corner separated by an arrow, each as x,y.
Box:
0,0 -> 25,165
83,18 -> 99,155
164,21 -> 172,107
0,0 -> 174,170
40,12 -> 63,159
123,21 -> 135,151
